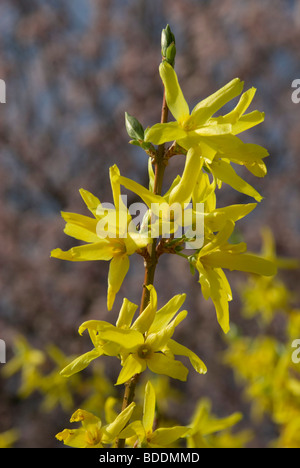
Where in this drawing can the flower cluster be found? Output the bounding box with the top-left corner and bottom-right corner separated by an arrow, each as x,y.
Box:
224,230 -> 300,448
51,56 -> 276,334
51,25 -> 278,448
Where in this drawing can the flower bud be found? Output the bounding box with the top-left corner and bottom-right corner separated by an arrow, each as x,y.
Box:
161,24 -> 176,66
165,42 -> 176,67
125,112 -> 144,140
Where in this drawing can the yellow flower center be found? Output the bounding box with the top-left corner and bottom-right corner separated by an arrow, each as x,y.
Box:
180,115 -> 196,132
110,239 -> 127,255
85,427 -> 102,446
137,344 -> 153,360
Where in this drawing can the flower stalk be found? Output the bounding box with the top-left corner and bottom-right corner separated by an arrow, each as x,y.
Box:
117,86 -> 170,448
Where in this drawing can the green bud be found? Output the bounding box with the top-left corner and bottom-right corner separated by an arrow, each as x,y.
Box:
165,42 -> 176,67
125,112 -> 145,141
161,24 -> 176,65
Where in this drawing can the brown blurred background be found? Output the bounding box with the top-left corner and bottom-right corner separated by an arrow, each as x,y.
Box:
0,0 -> 300,447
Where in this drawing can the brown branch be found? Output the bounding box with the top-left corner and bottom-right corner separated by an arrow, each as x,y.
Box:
116,86 -> 169,449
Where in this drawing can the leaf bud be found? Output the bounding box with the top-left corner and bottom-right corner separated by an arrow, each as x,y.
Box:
125,112 -> 145,140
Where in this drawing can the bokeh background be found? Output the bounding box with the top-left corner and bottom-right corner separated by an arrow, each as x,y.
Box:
0,0 -> 300,448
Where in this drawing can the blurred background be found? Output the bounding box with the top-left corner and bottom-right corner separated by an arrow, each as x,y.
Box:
0,0 -> 300,448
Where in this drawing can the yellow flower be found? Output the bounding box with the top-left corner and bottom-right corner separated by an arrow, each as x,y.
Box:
145,62 -> 244,147
112,147 -> 205,246
51,165 -> 151,310
55,404 -> 135,448
119,381 -> 189,448
193,221 -> 277,333
186,398 -> 242,448
1,335 -> 45,399
145,61 -> 268,201
60,286 -> 207,384
114,145 -> 202,208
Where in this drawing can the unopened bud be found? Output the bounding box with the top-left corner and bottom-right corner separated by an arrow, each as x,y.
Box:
125,112 -> 145,141
161,24 -> 176,66
165,42 -> 176,67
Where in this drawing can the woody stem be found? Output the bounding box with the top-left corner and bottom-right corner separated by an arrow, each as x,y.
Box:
116,88 -> 169,449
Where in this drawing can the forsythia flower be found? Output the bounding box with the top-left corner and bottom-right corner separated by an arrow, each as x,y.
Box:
224,275 -> 300,448
51,165 -> 151,310
119,381 -> 189,448
1,336 -> 45,399
113,146 -> 203,232
55,403 -> 135,448
186,398 -> 242,448
145,61 -> 268,202
192,220 -> 277,333
60,286 -> 207,384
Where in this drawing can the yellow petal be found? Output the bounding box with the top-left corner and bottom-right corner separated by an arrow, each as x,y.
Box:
79,189 -> 101,216
167,339 -> 207,375
159,61 -> 190,122
63,222 -> 99,243
191,78 -> 244,126
60,349 -> 103,377
116,354 -> 147,385
222,87 -> 257,123
224,143 -> 269,165
210,159 -> 263,202
169,146 -> 203,205
146,310 -> 188,352
109,165 -> 130,216
61,211 -> 98,232
200,220 -> 235,257
205,203 -> 257,233
103,402 -> 136,443
131,286 -> 157,334
144,122 -> 187,145
55,428 -> 87,448
148,293 -> 186,335
150,426 -> 189,446
205,252 -> 277,277
195,123 -> 232,136
51,241 -> 114,262
201,266 -> 232,334
148,158 -> 155,191
232,111 -> 265,135
107,254 -> 130,310
99,327 -> 144,351
118,420 -> 145,441
116,298 -> 138,329
143,381 -> 156,434
244,160 -> 267,178
115,172 -> 165,208
147,353 -> 188,381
